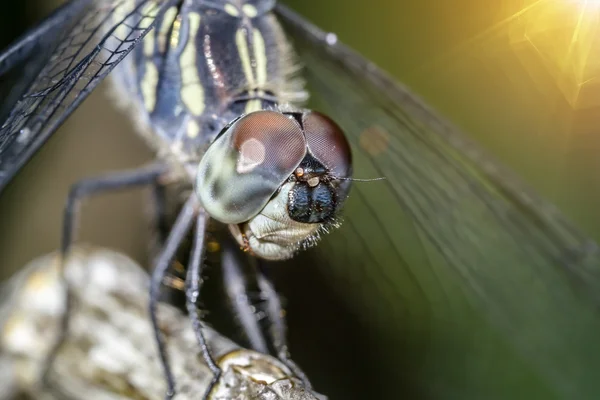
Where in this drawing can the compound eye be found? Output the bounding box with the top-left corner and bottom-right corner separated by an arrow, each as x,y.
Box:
196,111 -> 306,224
302,111 -> 352,180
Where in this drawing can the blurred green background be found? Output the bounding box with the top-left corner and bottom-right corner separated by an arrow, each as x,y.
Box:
1,1 -> 600,399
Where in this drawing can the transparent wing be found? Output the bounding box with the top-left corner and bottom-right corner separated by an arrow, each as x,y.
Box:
276,4 -> 600,399
0,0 -> 168,193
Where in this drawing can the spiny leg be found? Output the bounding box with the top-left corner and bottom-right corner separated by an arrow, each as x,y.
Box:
149,194 -> 198,400
220,237 -> 312,388
221,236 -> 269,354
255,260 -> 312,389
43,163 -> 168,388
149,183 -> 188,297
186,208 -> 221,399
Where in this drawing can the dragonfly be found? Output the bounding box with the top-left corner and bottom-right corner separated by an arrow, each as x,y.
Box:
0,1 -> 351,398
2,1 -> 600,399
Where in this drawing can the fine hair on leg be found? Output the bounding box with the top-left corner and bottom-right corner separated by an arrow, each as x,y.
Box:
185,208 -> 222,399
255,260 -> 312,389
149,194 -> 198,400
221,236 -> 269,354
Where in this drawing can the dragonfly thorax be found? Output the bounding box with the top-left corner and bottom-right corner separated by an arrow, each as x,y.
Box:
110,0 -> 307,162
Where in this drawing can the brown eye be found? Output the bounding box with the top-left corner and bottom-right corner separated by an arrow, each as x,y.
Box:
232,111 -> 306,175
302,111 -> 352,180
196,111 -> 306,224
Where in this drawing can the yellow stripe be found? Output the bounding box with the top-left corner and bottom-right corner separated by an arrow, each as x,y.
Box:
143,32 -> 155,57
253,28 -> 267,86
245,99 -> 263,113
236,28 -> 255,87
224,4 -> 240,16
180,12 -> 205,116
242,4 -> 258,18
158,6 -> 179,53
238,28 -> 268,114
237,27 -> 268,90
142,61 -> 159,111
187,120 -> 201,139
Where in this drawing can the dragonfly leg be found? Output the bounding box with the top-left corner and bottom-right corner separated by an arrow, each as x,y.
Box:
186,208 -> 222,400
255,261 -> 313,390
220,238 -> 313,389
149,183 -> 189,301
221,236 -> 269,353
151,181 -> 169,247
149,194 -> 199,400
42,163 -> 168,389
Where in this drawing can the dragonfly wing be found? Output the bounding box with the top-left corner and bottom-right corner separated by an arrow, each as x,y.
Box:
0,0 -> 168,194
276,4 -> 600,399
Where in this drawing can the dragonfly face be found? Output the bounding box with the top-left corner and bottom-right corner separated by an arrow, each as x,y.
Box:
197,110 -> 352,259
109,0 -> 353,259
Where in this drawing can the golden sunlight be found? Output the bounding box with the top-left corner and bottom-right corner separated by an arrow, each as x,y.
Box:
508,0 -> 600,107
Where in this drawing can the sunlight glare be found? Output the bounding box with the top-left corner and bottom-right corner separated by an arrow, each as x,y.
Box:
575,0 -> 600,6
506,0 -> 600,107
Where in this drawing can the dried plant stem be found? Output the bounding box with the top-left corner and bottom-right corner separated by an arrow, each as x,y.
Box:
0,247 -> 321,400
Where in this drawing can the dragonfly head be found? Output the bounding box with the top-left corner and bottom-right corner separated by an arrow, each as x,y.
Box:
196,109 -> 352,260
